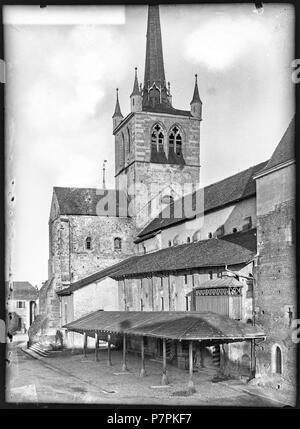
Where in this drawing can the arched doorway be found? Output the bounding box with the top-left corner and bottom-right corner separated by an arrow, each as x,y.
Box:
275,346 -> 282,374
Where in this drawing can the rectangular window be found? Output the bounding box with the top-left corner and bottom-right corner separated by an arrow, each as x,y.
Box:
161,297 -> 164,311
184,274 -> 188,285
16,301 -> 25,309
209,271 -> 213,280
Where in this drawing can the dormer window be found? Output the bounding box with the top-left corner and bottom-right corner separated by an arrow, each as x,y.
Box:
86,237 -> 92,250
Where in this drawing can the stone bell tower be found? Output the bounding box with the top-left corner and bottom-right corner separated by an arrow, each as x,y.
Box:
112,4 -> 202,228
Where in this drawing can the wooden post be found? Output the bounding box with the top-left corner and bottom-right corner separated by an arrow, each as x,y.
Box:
199,342 -> 204,368
140,336 -> 146,377
161,338 -> 168,385
95,332 -> 99,362
188,341 -> 196,393
122,334 -> 128,371
250,339 -> 256,379
83,332 -> 87,357
107,334 -> 112,366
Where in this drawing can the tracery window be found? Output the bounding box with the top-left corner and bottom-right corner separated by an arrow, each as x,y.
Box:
151,124 -> 164,152
169,126 -> 183,158
151,123 -> 167,162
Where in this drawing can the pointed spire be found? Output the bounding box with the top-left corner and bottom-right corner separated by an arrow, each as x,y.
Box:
112,88 -> 123,118
190,74 -> 201,104
131,67 -> 140,96
143,4 -> 170,108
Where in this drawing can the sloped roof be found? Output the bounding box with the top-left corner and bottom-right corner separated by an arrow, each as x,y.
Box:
54,187 -> 130,217
138,161 -> 267,238
111,232 -> 256,278
256,116 -> 295,176
194,277 -> 244,290
142,104 -> 192,117
6,281 -> 37,300
63,310 -> 265,341
57,256 -> 139,296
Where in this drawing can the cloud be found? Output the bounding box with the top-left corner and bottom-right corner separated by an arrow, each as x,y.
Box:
184,15 -> 271,70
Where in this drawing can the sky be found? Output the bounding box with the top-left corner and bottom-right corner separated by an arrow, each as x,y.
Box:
4,4 -> 295,288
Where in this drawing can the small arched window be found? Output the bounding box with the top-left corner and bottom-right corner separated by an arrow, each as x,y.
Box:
86,237 -> 92,250
114,237 -> 122,251
275,346 -> 282,374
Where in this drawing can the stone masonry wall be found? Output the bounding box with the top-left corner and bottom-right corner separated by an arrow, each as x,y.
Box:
255,198 -> 296,387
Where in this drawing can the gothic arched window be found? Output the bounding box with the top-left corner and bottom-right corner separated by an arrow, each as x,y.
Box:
114,237 -> 122,251
168,125 -> 184,164
127,127 -> 131,154
121,132 -> 125,167
151,123 -> 167,163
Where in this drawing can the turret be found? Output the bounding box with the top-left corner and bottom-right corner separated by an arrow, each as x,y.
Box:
190,74 -> 202,120
130,67 -> 142,112
112,88 -> 123,131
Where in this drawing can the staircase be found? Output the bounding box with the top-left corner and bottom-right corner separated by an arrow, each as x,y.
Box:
23,342 -> 51,359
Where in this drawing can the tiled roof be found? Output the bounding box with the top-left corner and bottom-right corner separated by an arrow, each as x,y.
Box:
57,257 -> 139,296
63,310 -> 265,341
256,116 -> 295,176
220,228 -> 257,252
6,281 -> 37,300
138,161 -> 267,238
54,187 -> 129,217
194,277 -> 244,290
111,232 -> 256,278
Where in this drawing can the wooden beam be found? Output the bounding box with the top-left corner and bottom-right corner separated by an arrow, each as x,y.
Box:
188,341 -> 196,393
83,332 -> 87,357
161,338 -> 168,385
122,334 -> 128,371
95,333 -> 99,362
140,336 -> 146,377
107,334 -> 112,366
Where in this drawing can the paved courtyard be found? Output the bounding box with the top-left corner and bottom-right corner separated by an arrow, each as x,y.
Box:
5,335 -> 292,407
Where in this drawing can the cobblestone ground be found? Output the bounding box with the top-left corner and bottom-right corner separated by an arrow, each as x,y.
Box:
5,336 -> 291,407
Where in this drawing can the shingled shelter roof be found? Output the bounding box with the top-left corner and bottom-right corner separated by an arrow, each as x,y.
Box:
63,310 -> 265,342
54,187 -> 129,217
111,230 -> 256,278
6,281 -> 37,300
137,161 -> 267,239
255,116 -> 295,177
193,277 -> 245,290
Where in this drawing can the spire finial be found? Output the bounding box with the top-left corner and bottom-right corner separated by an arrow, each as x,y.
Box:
112,87 -> 123,118
190,73 -> 201,105
131,67 -> 141,97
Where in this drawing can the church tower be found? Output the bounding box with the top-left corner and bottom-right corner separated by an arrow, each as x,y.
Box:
113,5 -> 202,228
